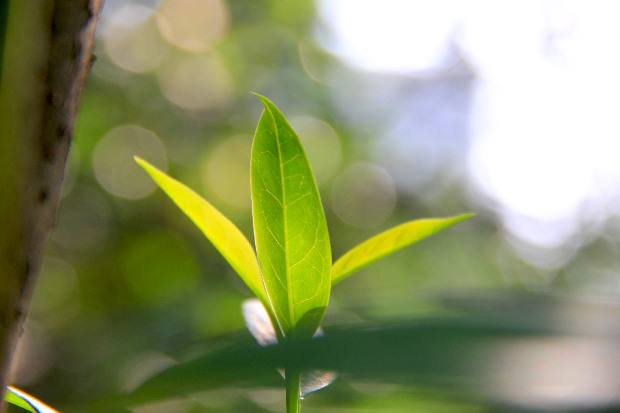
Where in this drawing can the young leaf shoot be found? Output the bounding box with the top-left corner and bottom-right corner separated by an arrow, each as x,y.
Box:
136,95 -> 472,413
250,95 -> 332,340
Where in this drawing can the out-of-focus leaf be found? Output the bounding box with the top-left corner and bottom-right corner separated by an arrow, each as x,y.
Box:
135,157 -> 266,304
441,291 -> 620,335
242,298 -> 336,395
242,298 -> 278,347
5,391 -> 35,412
331,214 -> 474,284
6,386 -> 58,413
250,95 -> 331,337
129,318 -> 544,405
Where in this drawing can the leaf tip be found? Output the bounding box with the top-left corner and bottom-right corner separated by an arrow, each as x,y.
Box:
457,212 -> 476,222
134,156 -> 160,179
134,155 -> 148,169
249,90 -> 267,100
251,92 -> 278,113
458,212 -> 476,221
443,212 -> 475,228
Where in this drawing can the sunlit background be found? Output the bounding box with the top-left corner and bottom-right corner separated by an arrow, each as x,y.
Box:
13,0 -> 620,411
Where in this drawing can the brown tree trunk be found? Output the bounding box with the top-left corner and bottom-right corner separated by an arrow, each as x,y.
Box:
0,0 -> 103,409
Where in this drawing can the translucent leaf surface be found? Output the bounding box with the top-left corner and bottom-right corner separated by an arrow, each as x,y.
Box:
135,157 -> 266,303
250,95 -> 331,338
332,214 -> 473,284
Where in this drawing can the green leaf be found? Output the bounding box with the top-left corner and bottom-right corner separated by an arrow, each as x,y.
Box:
5,386 -> 55,412
134,157 -> 266,304
250,95 -> 331,338
331,214 -> 474,284
5,392 -> 35,413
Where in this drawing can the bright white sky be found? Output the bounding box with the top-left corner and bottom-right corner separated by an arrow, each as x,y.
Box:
317,0 -> 620,265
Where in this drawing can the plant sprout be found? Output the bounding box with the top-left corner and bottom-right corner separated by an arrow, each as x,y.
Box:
135,95 -> 472,413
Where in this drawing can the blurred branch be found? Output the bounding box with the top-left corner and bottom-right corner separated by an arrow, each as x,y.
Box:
0,0 -> 102,410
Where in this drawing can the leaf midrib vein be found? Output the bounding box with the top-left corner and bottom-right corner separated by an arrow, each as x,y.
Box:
268,107 -> 295,328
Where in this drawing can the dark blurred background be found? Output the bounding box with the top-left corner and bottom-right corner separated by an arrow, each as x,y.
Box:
12,1 -> 620,411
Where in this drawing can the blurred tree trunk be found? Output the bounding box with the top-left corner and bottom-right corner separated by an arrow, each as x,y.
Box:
0,0 -> 102,409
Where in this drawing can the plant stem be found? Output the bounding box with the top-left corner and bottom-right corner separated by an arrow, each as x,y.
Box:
285,369 -> 301,413
0,1 -> 102,411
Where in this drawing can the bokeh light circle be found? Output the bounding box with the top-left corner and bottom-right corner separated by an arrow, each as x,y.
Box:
93,125 -> 168,200
331,163 -> 397,228
158,54 -> 234,111
103,4 -> 169,73
156,0 -> 230,52
203,135 -> 252,211
290,116 -> 342,184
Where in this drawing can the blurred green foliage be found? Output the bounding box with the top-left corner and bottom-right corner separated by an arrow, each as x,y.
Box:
9,0 -> 499,408
12,0 -> 620,412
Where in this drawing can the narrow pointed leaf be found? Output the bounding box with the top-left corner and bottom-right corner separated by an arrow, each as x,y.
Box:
6,386 -> 58,412
135,157 -> 266,303
250,95 -> 331,337
5,391 -> 36,413
332,214 -> 473,284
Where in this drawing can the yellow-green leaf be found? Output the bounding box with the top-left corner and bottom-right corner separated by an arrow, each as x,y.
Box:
251,95 -> 331,338
5,393 -> 35,412
135,157 -> 266,304
5,386 -> 57,412
331,214 -> 474,284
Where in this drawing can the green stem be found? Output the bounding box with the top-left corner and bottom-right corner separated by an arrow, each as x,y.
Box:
285,369 -> 301,413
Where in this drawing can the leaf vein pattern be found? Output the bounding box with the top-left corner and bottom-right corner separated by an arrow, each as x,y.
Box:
268,108 -> 296,325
